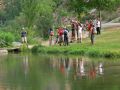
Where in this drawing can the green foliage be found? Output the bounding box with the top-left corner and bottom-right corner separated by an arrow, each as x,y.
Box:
0,31 -> 15,47
1,0 -> 120,45
20,44 -> 29,52
31,45 -> 45,52
3,0 -> 22,21
67,0 -> 120,19
21,0 -> 38,27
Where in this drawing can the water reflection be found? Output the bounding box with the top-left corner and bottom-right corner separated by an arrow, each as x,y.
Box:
1,54 -> 120,90
22,56 -> 29,78
98,62 -> 104,75
51,57 -> 104,80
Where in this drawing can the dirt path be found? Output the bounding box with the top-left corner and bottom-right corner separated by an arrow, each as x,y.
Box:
102,23 -> 120,29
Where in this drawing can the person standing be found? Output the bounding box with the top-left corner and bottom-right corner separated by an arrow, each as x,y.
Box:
63,27 -> 69,46
48,28 -> 54,46
90,25 -> 95,45
21,27 -> 27,44
58,27 -> 64,46
96,18 -> 101,35
88,20 -> 93,37
54,28 -> 59,45
78,23 -> 83,43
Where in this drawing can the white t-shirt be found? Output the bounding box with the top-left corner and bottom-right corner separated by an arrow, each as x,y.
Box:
97,21 -> 101,27
78,26 -> 82,33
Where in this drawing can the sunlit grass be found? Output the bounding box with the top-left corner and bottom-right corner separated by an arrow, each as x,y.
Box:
32,29 -> 120,58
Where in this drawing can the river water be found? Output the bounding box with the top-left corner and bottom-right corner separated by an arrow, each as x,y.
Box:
0,53 -> 120,90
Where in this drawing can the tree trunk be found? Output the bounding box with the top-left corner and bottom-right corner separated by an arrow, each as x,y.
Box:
99,9 -> 102,28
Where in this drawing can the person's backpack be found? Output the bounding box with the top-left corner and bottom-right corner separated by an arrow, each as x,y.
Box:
64,30 -> 68,35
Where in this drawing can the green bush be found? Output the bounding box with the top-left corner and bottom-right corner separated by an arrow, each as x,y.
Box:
31,45 -> 45,52
20,44 -> 29,52
0,31 -> 15,47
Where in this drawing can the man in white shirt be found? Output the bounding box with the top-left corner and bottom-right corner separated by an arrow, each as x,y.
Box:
96,18 -> 101,35
78,23 -> 82,43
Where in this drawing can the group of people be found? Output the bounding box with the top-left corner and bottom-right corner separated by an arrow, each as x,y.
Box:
49,27 -> 69,46
70,17 -> 101,45
49,17 -> 101,46
20,17 -> 101,46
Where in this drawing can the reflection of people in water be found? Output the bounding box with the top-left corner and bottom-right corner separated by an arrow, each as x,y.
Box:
98,62 -> 104,75
72,58 -> 86,79
73,59 -> 77,80
79,60 -> 85,77
60,59 -> 65,75
59,57 -> 72,79
89,62 -> 96,79
74,58 -> 86,78
65,58 -> 71,78
23,56 -> 29,77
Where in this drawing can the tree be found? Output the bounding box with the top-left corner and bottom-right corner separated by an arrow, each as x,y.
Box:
21,0 -> 39,28
35,0 -> 54,38
4,0 -> 22,20
67,0 -> 120,19
86,0 -> 120,19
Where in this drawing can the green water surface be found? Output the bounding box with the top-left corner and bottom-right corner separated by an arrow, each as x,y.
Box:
0,54 -> 120,90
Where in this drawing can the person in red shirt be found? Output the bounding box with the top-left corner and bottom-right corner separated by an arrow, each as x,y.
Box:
58,27 -> 64,46
88,20 -> 93,31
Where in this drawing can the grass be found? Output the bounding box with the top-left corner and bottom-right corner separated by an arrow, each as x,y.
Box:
32,28 -> 120,58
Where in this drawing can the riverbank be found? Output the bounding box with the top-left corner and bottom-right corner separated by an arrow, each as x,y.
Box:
32,28 -> 120,58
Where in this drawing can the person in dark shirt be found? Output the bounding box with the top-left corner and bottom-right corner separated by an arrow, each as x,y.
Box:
21,27 -> 27,43
90,25 -> 95,45
64,27 -> 69,46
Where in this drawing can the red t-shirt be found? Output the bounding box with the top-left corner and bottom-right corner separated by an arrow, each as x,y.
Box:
58,28 -> 64,36
88,23 -> 92,31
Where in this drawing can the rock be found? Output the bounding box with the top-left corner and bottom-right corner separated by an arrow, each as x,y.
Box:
0,49 -> 8,54
12,42 -> 22,47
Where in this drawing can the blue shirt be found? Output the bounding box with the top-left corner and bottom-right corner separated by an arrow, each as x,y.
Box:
21,31 -> 27,37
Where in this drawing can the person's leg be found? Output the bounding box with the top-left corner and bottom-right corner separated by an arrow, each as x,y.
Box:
97,27 -> 99,35
66,37 -> 69,46
91,34 -> 94,45
73,29 -> 75,41
55,36 -> 58,44
90,34 -> 93,44
99,27 -> 101,34
59,36 -> 62,46
22,37 -> 28,47
80,33 -> 82,43
76,30 -> 78,41
64,36 -> 66,46
24,37 -> 27,43
75,29 -> 77,41
49,36 -> 52,46
71,29 -> 74,42
21,37 -> 24,43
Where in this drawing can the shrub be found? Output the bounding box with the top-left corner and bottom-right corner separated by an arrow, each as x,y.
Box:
0,31 -> 15,47
31,45 -> 45,52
